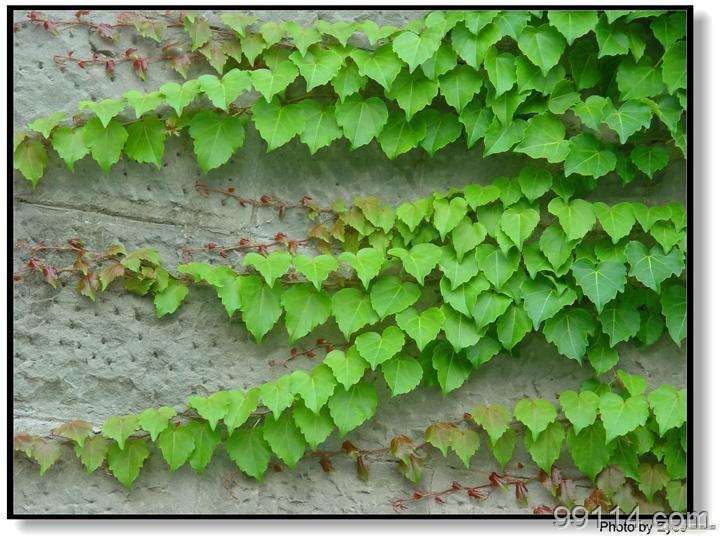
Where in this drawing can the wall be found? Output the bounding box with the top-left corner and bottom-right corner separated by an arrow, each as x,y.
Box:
11,9 -> 687,515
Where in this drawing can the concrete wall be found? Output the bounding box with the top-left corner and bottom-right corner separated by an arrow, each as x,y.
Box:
12,9 -> 687,515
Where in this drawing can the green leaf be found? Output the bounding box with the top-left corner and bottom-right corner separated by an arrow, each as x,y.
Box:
564,133 -> 617,179
650,12 -> 686,49
226,428 -> 271,481
571,258 -> 627,312
188,111 -> 244,172
625,241 -> 683,292
573,95 -> 610,130
477,246 -> 520,288
388,243 -> 442,284
418,109 -> 463,156
369,275 -> 421,319
259,375 -> 294,420
451,219 -> 486,260
566,421 -> 610,481
284,21 -> 321,55
157,424 -> 195,471
224,388 -> 260,435
470,291 -> 511,331
101,415 -> 139,450
559,390 -> 600,434
386,69 -> 438,120
160,80 -> 201,116
431,341 -> 473,394
262,411 -> 306,469
471,404 -> 511,445
332,64 -> 367,102
184,15 -> 211,50
250,60 -> 298,102
603,100 -> 653,144
290,365 -> 337,414
496,304 -> 532,350
315,19 -> 355,46
107,439 -> 150,489
595,19 -> 630,57
440,275 -> 490,319
495,10 -> 530,39
514,398 -> 557,440
392,27 -> 443,72
331,288 -> 379,339
338,248 -> 386,289
296,99 -> 342,154
281,283 -> 332,342
593,202 -> 636,244
79,98 -> 125,127
630,145 -> 670,178
327,381 -> 377,435
138,406 -> 176,441
349,44 -> 403,91
459,99 -> 494,148
425,422 -> 459,457
450,428 -> 480,467
82,118 -> 128,174
439,247 -> 479,290
433,197 -> 468,240
324,346 -> 369,391
548,197 -> 597,240
239,276 -> 282,342
396,307 -> 444,351
355,325 -> 405,369
588,338 -> 620,374
638,462 -> 669,502
666,480 -> 687,512
293,254 -> 338,290
199,69 -> 251,110
515,113 -> 569,163
244,251 -> 292,287
500,205 -> 540,249
123,115 -> 166,169
450,23 -> 501,69
539,225 -> 578,270
75,436 -> 110,474
357,20 -> 398,46
599,392 -> 649,442
543,308 -> 596,361
50,127 -> 89,172
523,279 -> 577,330
421,42 -> 457,79
485,46 -> 516,96
442,306 -> 481,352
599,303 -> 641,346
13,138 -> 47,186
524,421 -> 565,474
648,385 -> 687,436
334,95 -> 389,149
568,38 -> 601,89
662,41 -> 687,94
483,118 -> 526,157
382,354 -> 423,396
616,57 -> 665,100
28,111 -> 65,138
547,10 -> 598,44
252,98 -> 305,152
31,439 -> 62,476
289,45 -> 344,91
517,24 -> 566,75
548,80 -> 581,115
377,111 -> 426,159
188,391 -> 231,430
186,421 -> 222,473
489,429 -> 517,468
292,404 -> 334,451
153,278 -> 188,317
616,369 -> 647,396
650,222 -> 685,254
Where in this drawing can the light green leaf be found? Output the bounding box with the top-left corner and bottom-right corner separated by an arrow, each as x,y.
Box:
252,98 -> 305,152
543,308 -> 596,361
289,45 -> 344,91
244,251 -> 292,287
250,60 -> 298,102
648,385 -> 686,436
661,284 -> 687,345
477,246 -> 520,288
442,306 -> 481,352
199,69 -> 251,110
559,390 -> 600,434
496,304 -> 532,350
392,27 -> 443,72
324,346 -> 369,390
523,279 -> 577,330
226,428 -> 271,481
386,69 -> 438,120
262,411 -> 306,469
571,258 -> 627,312
548,80 -> 580,115
101,415 -> 139,450
515,113 -> 569,163
281,283 -> 331,342
259,375 -> 294,420
573,95 -> 610,130
186,421 -> 222,473
431,341 -> 473,394
599,302 -> 640,346
599,392 -> 649,442
327,381 -> 377,435
489,428 -> 517,468
451,219 -> 487,260
593,202 -> 636,244
331,288 -> 379,339
524,421 -> 565,474
459,99 -> 494,148
75,436 -> 110,474
27,111 -> 65,138
514,398 -> 557,441
239,276 -> 282,342
160,80 -> 201,116
547,10 -> 598,44
484,46 -> 516,96
292,404 -> 334,451
566,421 -> 610,480
284,21 -> 321,55
188,111 -> 244,172
389,243 -> 442,285
517,24 -> 566,75
82,118 -> 128,174
50,127 -> 89,172
349,44 -> 403,91
564,133 -> 617,179
355,325 -> 405,369
296,99 -> 342,154
603,100 -> 653,144
439,246 -> 479,290
224,388 -> 260,435
450,23 -> 501,69
290,364 -> 337,414
293,254 -> 338,290
13,138 -> 47,186
625,241 -> 683,291
338,248 -> 386,289
369,275 -> 421,319
483,118 -> 526,157
396,307 -> 444,351
450,428 -> 480,467
382,354 -> 423,396
124,115 -> 166,168
418,109 -> 463,156
471,404 -> 511,445
334,95 -> 389,149
421,42 -> 458,79
595,19 -> 629,57
157,424 -> 195,471
630,145 -> 670,178
548,197 -> 597,240
499,205 -> 540,249
107,439 -> 150,489
188,391 -> 231,431
332,64 -> 367,102
79,98 -> 125,127
377,110 -> 426,159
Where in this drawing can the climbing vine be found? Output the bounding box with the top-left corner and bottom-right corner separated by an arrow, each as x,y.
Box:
13,9 -> 686,186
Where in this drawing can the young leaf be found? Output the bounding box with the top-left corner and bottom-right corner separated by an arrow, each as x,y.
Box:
244,251 -> 292,287
188,391 -> 231,431
75,436 -> 110,474
250,60 -> 298,102
548,197 -> 597,240
138,406 -> 176,441
559,390 -> 600,434
82,118 -> 128,174
290,365 -> 337,414
101,415 -> 139,450
157,424 -> 195,471
106,438 -> 150,489
514,398 -> 557,441
199,69 -> 251,110
647,384 -> 687,436
226,428 -> 271,481
338,248 -> 386,289
349,44 -> 403,91
239,277 -> 283,342
289,45 -> 344,91
262,411 -> 306,469
450,428 -> 480,467
599,392 -> 649,442
224,388 -> 260,435
292,404 -> 335,451
524,421 -> 565,474
515,113 -> 569,163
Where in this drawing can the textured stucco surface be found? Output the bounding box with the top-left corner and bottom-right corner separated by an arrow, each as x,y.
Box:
12,9 -> 687,515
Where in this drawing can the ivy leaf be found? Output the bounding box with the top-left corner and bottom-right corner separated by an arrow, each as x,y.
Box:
349,44 -> 403,91
30,439 -> 61,476
547,10 -> 598,44
548,80 -> 581,115
559,390 -> 600,434
388,242 -> 442,284
392,27 -> 443,72
188,111 -> 244,172
355,326 -> 405,369
226,428 -> 271,481
53,420 -> 93,448
137,406 -> 176,441
106,439 -> 150,489
599,393 -> 649,442
153,277 -> 188,318
515,113 -> 569,163
296,100 -> 342,154
79,98 -> 125,127
338,248 -> 385,289
625,241 -> 684,292
564,133 -> 617,179
27,111 -> 65,138
599,301 -> 640,346
543,308 -> 596,361
495,10 -> 530,39
382,354 -> 423,396
439,247 -> 479,290
573,95 -> 610,130
440,275 -> 490,319
571,259 -> 627,312
548,197 -> 597,240
82,118 -> 128,174
450,428 -> 480,467
259,375 -> 294,420
489,429 -> 517,469
648,385 -> 687,436
357,20 -> 398,45
188,391 -> 232,431
250,60 -> 298,102
51,127 -> 89,172
666,480 -> 687,512
101,415 -> 139,450
284,21 -> 321,56
377,111 -> 426,159
425,422 -> 459,457
496,304 -> 532,350
593,202 -> 636,244
13,138 -> 47,186
568,38 -> 601,89
331,288 -> 378,339
630,145 -> 670,178
157,424 -> 195,471
417,109 -> 462,156
650,12 -> 686,49
123,115 -> 166,169
524,421 -> 566,474
323,346 -> 368,391
477,246 -> 520,288
224,388 -> 260,435
566,421 -> 610,481
239,276 -> 282,342
292,404 -> 334,451
595,19 -> 630,57
523,279 -> 577,330
252,98 -> 305,152
499,206 -> 540,249
470,404 -> 511,445
386,69 -> 438,120
638,462 -> 670,502
75,436 -> 110,474
421,42 -> 457,79
484,46 -> 516,96
442,306 -> 482,352
281,283 -> 331,342
603,100 -> 653,144
483,118 -> 527,157
431,341 -> 473,394
327,382 -> 377,435
262,411 -> 306,469
451,219 -> 487,260
334,95 -> 389,149
289,45 -> 344,91
514,398 -> 557,441
396,307 -> 444,351
616,57 -> 665,100
199,69 -> 251,110
369,275 -> 420,319
450,23 -> 501,69
293,254 -> 338,290
184,15 -> 211,50
290,365 -> 337,414
661,284 -> 687,346
332,64 -> 367,102
244,251 -> 292,287
433,197 -> 467,240
160,80 -> 201,116
517,24 -> 566,75
184,421 -> 222,473
459,99 -> 494,148
662,41 -> 687,94
650,222 -> 685,254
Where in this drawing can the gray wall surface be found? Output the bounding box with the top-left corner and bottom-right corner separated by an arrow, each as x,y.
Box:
12,9 -> 687,515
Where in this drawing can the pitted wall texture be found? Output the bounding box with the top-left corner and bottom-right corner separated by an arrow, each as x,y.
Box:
12,9 -> 687,515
